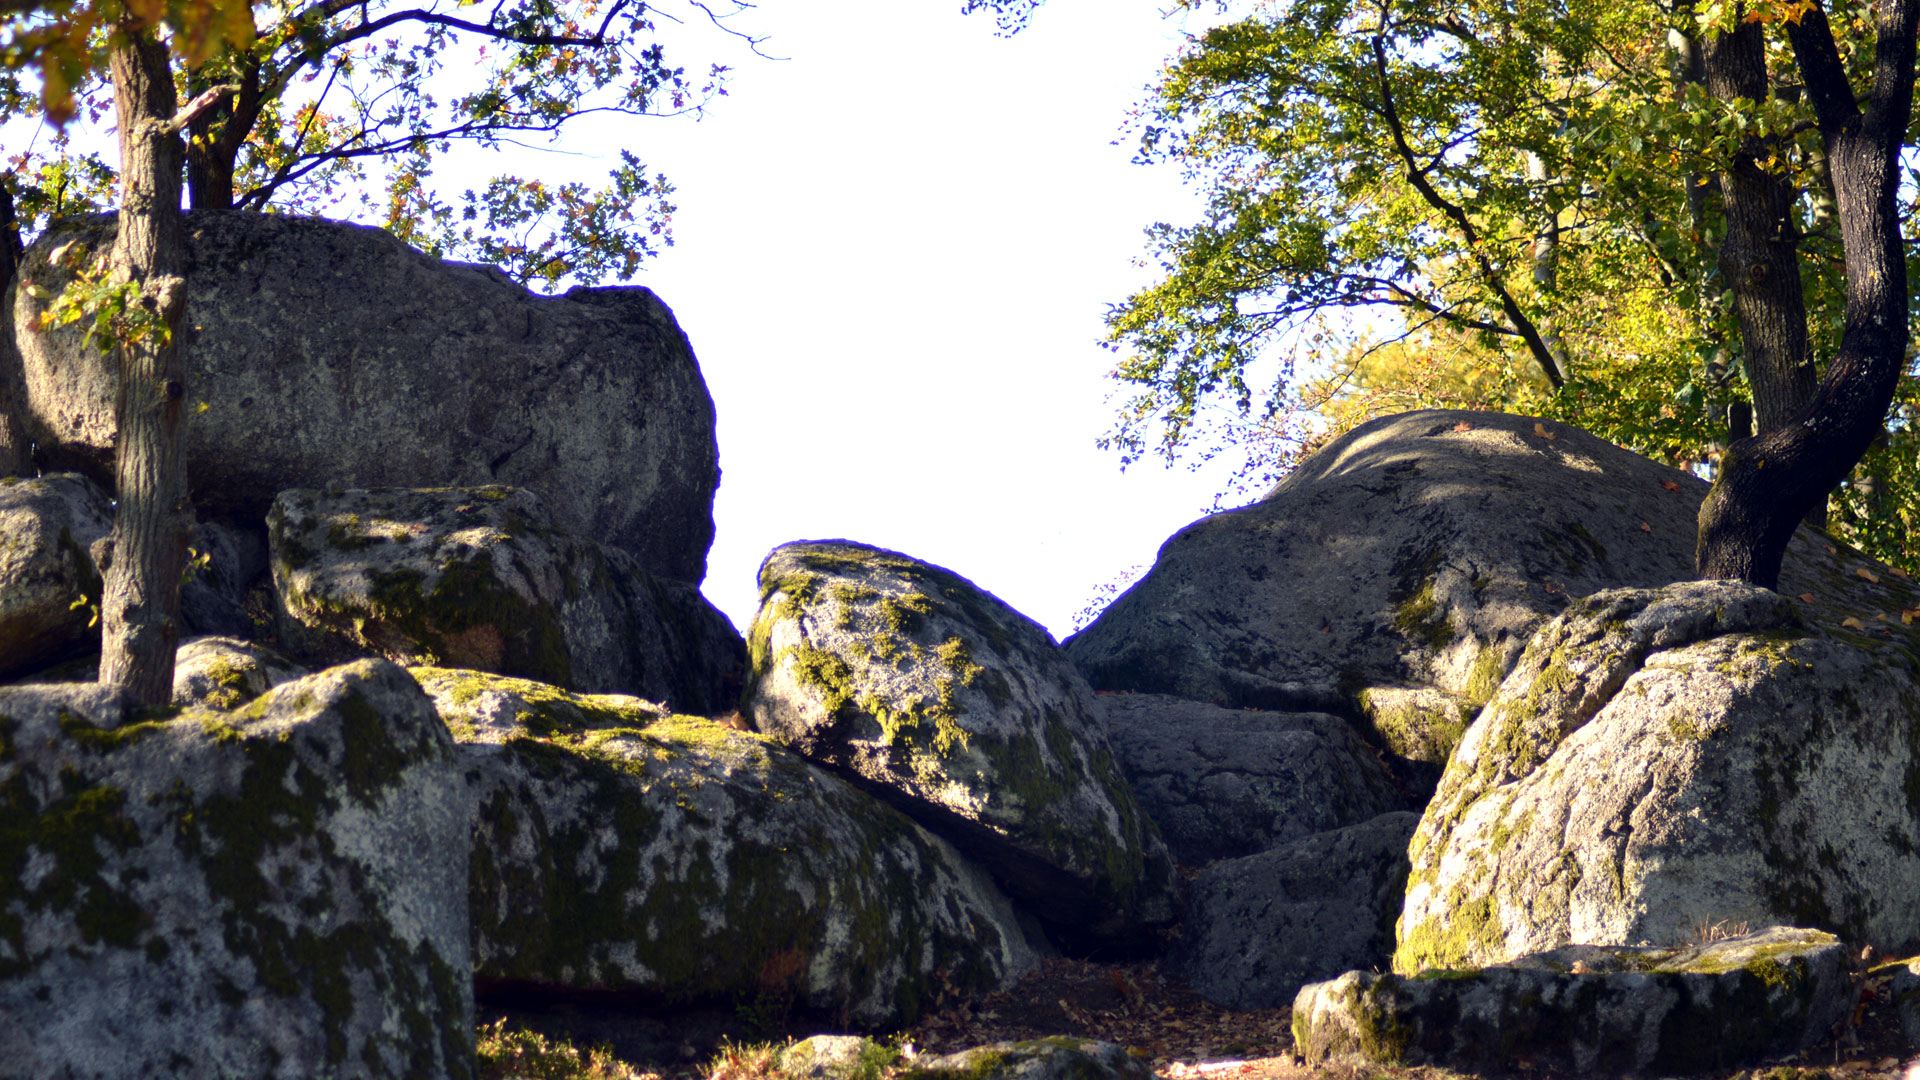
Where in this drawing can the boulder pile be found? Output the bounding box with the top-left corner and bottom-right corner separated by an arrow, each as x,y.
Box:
6,205 -> 1919,1077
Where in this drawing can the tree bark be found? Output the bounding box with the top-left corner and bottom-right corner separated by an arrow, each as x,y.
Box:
99,25 -> 194,706
1696,0 -> 1919,587
1702,19 -> 1817,438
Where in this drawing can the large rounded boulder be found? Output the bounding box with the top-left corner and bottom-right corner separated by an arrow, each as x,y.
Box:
0,472 -> 110,679
1067,410 -> 1883,769
13,212 -> 718,582
744,541 -> 1178,948
0,659 -> 474,1079
1395,580 -> 1920,972
418,668 -> 1036,1025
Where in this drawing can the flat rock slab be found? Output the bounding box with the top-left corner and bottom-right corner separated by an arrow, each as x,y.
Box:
745,540 -> 1176,948
422,668 -> 1037,1026
1099,693 -> 1403,864
0,659 -> 474,1080
1295,927 -> 1853,1074
1065,409 -> 1905,767
1398,580 -> 1920,971
1169,812 -> 1419,1010
0,472 -> 109,679
904,1039 -> 1154,1080
13,211 -> 718,582
271,485 -> 743,714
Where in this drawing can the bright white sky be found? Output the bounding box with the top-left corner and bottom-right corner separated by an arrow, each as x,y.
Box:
608,0 -> 1248,636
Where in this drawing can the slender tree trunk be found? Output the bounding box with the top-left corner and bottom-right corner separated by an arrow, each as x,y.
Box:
1703,20 -> 1817,436
99,25 -> 194,706
1697,0 -> 1919,587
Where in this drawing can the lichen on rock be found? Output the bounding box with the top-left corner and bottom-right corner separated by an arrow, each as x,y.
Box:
1396,580 -> 1920,973
429,667 -> 1036,1026
0,658 -> 474,1079
744,540 -> 1177,948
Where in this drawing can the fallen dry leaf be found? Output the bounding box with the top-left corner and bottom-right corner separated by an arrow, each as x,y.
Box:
1639,522 -> 1652,532
1661,479 -> 1681,491
1858,568 -> 1881,583
1453,420 -> 1473,432
1902,610 -> 1918,626
1826,545 -> 1838,554
1843,617 -> 1866,630
1877,613 -> 1890,622
1533,422 -> 1557,440
1891,567 -> 1910,579
1799,593 -> 1818,603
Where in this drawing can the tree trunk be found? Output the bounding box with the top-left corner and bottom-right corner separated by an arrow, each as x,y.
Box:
1696,0 -> 1919,587
1703,20 -> 1817,436
99,25 -> 194,706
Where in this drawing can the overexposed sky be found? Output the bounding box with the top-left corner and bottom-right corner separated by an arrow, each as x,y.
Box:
606,0 -> 1247,636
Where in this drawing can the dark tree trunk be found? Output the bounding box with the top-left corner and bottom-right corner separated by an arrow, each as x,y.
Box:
1696,0 -> 1919,587
184,57 -> 259,211
0,184 -> 27,476
99,25 -> 194,706
1703,20 -> 1818,439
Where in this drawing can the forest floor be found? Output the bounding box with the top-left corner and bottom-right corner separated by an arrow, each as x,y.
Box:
482,956 -> 1920,1080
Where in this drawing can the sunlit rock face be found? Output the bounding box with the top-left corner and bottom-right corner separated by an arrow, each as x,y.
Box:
0,659 -> 474,1080
1397,580 -> 1920,974
13,210 -> 719,583
743,540 -> 1178,949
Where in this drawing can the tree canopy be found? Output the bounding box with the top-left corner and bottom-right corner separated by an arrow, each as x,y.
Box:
1108,0 -> 1920,579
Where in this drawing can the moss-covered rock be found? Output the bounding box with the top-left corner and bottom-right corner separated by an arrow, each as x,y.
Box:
171,635 -> 306,709
425,668 -> 1037,1026
0,472 -> 110,679
1397,580 -> 1920,972
0,658 -> 474,1079
270,485 -> 744,713
901,1038 -> 1153,1080
1099,693 -> 1402,865
1296,927 -> 1851,1074
744,541 -> 1177,948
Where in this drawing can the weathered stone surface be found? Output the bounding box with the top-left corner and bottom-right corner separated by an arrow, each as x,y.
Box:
1168,812 -> 1418,1009
0,472 -> 109,678
1893,959 -> 1920,1048
904,1039 -> 1153,1080
0,659 -> 474,1080
1099,693 -> 1403,865
172,635 -> 306,709
772,1036 -> 889,1080
744,540 -> 1178,947
179,517 -> 269,639
422,667 -> 1037,1026
14,211 -> 718,581
1295,927 -> 1853,1074
270,485 -> 743,714
1065,410 -> 1875,763
1397,580 -> 1920,972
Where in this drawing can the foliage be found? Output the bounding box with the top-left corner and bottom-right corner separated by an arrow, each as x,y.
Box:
476,1019 -> 651,1080
1107,0 -> 1920,572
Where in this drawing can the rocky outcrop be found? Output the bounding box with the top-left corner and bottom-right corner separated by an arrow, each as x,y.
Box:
0,472 -> 110,679
0,659 -> 474,1080
1294,927 -> 1853,1074
1893,959 -> 1920,1048
171,635 -> 305,709
904,1040 -> 1153,1080
1065,410 -> 1868,766
270,486 -> 743,714
744,540 -> 1177,947
1168,812 -> 1418,1009
14,212 -> 718,582
1099,694 -> 1403,865
1397,580 -> 1920,972
420,668 -> 1037,1026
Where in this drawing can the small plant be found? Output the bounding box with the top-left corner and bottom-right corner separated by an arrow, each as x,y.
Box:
704,1039 -> 784,1080
475,1019 -> 651,1080
1691,918 -> 1751,944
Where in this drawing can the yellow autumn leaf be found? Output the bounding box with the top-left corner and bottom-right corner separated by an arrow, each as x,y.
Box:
1842,617 -> 1866,629
1858,567 -> 1881,583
